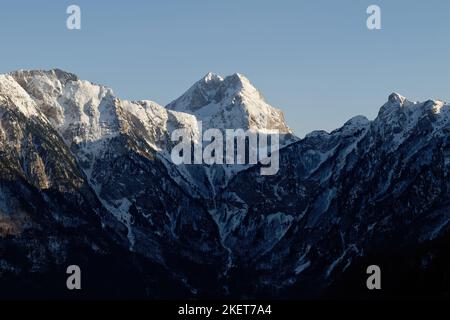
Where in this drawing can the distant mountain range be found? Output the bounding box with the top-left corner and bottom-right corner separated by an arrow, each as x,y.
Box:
0,69 -> 449,298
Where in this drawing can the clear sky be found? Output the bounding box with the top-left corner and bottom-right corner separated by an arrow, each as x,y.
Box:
0,0 -> 448,136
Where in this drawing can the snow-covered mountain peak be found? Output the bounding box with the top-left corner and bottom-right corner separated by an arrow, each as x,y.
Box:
430,99 -> 448,114
303,116 -> 370,143
166,72 -> 262,111
0,74 -> 42,118
202,72 -> 223,84
2,69 -> 298,158
388,92 -> 408,105
166,73 -> 224,113
378,93 -> 449,121
222,72 -> 251,89
221,73 -> 264,100
167,72 -> 294,135
345,115 -> 370,126
8,69 -> 118,144
11,69 -> 79,86
339,115 -> 370,136
378,92 -> 415,120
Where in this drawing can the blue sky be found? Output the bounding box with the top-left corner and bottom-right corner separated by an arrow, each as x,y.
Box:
0,0 -> 448,136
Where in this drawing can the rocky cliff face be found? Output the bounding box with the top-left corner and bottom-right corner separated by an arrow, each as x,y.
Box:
0,69 -> 449,298
217,93 -> 450,297
166,72 -> 293,134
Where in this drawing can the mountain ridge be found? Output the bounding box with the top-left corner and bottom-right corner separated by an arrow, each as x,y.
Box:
1,69 -> 450,298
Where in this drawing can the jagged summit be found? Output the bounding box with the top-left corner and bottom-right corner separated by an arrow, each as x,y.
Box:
167,72 -> 293,134
202,72 -> 223,83
2,69 -> 294,136
10,68 -> 80,86
338,115 -> 370,136
383,92 -> 416,111
388,92 -> 407,104
222,72 -> 252,88
3,69 -> 449,144
303,116 -> 370,140
200,71 -> 250,87
345,115 -> 370,126
168,72 -> 258,110
303,93 -> 449,141
378,92 -> 449,124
